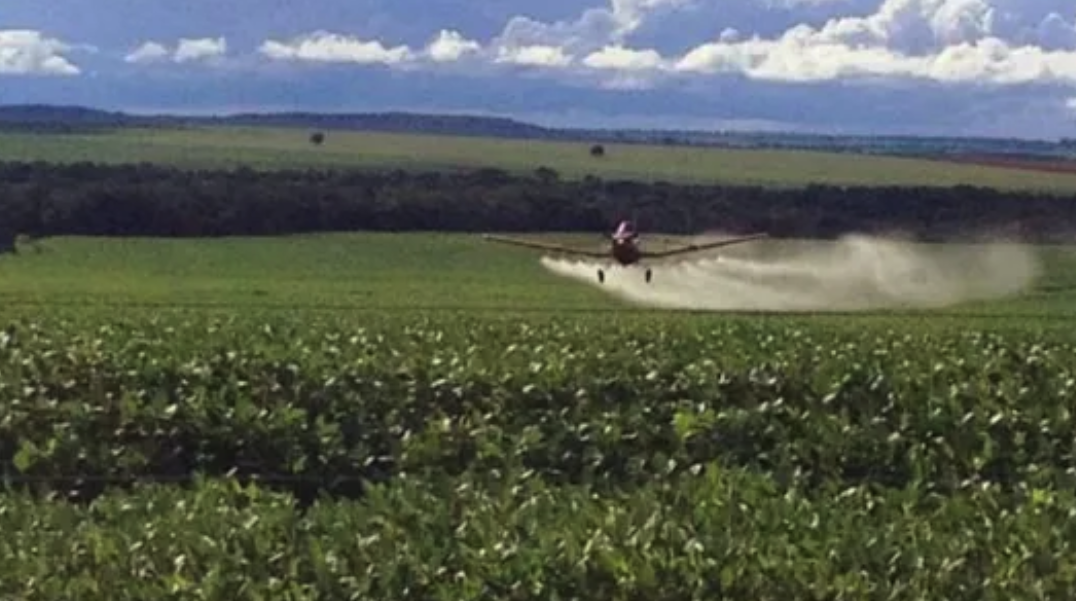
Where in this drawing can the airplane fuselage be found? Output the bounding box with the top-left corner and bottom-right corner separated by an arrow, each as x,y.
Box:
610,220 -> 643,266
611,237 -> 642,265
603,231 -> 650,283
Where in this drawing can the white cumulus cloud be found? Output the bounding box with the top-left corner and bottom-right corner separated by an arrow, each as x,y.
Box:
259,31 -> 413,65
0,30 -> 79,75
125,37 -> 227,65
608,0 -> 693,36
495,44 -> 574,67
125,41 -> 169,64
583,45 -> 665,70
490,0 -> 686,59
174,37 -> 227,63
426,30 -> 481,62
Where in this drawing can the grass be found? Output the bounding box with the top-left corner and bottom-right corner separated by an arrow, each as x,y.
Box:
0,233 -> 615,313
5,126 -> 1076,191
2,233 -> 1076,331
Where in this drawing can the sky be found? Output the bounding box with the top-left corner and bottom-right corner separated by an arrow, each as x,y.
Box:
2,0 -> 1076,138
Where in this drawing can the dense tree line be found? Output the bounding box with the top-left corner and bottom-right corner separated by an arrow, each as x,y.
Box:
0,160 -> 1073,242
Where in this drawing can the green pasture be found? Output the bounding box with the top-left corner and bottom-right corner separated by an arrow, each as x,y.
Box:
4,126 -> 1076,191
1,233 -> 1075,330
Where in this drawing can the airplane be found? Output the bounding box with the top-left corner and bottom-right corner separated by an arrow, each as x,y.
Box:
482,219 -> 768,284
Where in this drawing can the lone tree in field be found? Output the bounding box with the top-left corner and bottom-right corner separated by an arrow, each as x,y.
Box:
310,131 -> 326,146
590,144 -> 605,158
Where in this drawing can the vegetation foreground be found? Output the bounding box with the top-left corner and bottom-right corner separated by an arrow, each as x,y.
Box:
1,234 -> 1076,597
2,310 -> 1076,597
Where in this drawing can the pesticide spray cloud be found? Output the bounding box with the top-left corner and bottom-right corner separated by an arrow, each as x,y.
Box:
540,234 -> 1041,311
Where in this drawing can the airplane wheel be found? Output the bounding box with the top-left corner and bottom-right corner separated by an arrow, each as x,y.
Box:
597,269 -> 605,284
645,268 -> 652,283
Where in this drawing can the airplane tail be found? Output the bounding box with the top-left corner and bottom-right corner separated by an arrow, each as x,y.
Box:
613,210 -> 639,235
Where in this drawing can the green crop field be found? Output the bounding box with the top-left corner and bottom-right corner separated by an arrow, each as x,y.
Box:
0,233 -> 618,313
5,125 -> 1076,191
4,233 -> 1076,597
2,233 -> 1075,319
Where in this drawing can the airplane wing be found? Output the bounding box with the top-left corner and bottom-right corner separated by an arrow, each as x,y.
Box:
482,234 -> 609,258
643,233 -> 769,259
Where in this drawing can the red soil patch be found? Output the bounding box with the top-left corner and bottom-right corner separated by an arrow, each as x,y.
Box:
938,154 -> 1076,175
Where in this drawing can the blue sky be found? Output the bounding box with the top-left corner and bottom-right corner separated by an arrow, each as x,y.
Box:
2,0 -> 1076,138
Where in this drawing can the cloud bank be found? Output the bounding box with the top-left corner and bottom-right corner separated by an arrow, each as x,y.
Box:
239,0 -> 1076,109
3,0 -> 1076,136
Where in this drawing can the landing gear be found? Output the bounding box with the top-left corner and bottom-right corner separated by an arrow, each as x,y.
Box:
597,267 -> 651,284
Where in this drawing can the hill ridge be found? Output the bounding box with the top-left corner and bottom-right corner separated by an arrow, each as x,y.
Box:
2,103 -> 1076,162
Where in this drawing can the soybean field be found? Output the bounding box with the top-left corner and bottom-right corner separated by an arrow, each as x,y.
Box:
2,232 -> 1076,598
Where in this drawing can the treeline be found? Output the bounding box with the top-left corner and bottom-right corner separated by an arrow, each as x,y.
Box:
0,160 -> 1074,241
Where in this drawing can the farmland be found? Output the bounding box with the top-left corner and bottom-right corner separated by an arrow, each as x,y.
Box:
6,125 -> 1076,191
2,232 -> 1076,596
5,118 -> 1076,595
4,308 -> 1076,597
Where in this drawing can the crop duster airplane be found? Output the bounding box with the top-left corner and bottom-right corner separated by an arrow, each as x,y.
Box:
482,220 -> 768,284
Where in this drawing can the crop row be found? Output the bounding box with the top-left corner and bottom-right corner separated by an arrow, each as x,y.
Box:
1,312 -> 1074,500
2,467 -> 1075,599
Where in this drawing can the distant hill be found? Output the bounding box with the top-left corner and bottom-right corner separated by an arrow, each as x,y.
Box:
0,104 -> 559,140
1,103 -> 1075,163
0,104 -> 139,131
201,111 -> 558,140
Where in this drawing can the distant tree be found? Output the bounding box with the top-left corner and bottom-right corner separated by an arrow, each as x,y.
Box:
534,166 -> 560,183
310,131 -> 325,146
590,144 -> 605,158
